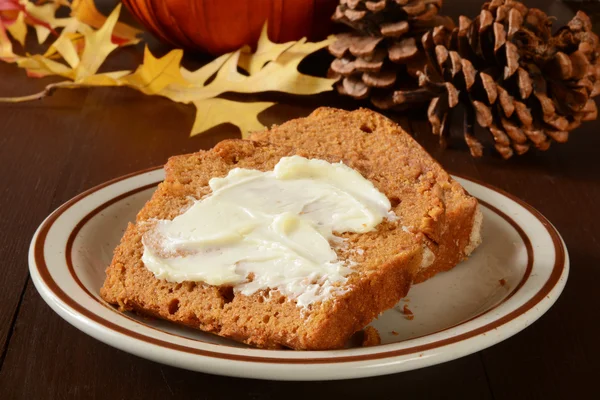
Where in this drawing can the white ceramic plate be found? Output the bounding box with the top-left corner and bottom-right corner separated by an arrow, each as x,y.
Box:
29,167 -> 569,381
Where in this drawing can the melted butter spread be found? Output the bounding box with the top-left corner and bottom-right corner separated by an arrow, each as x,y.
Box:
142,156 -> 394,307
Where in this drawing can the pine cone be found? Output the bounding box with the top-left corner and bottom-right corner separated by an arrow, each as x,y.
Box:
333,0 -> 449,36
397,0 -> 600,158
328,0 -> 453,110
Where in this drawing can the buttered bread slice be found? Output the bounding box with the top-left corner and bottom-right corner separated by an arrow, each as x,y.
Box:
101,139 -> 423,350
250,107 -> 482,283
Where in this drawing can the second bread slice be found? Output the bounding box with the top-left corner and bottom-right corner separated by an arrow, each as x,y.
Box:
250,107 -> 482,283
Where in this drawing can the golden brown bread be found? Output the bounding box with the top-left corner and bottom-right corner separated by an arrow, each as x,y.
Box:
250,107 -> 481,283
101,139 -> 423,350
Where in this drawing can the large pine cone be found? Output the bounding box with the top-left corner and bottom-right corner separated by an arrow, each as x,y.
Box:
397,0 -> 600,158
329,0 -> 453,110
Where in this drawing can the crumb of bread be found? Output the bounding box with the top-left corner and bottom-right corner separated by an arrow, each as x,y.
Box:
403,304 -> 414,320
362,326 -> 381,347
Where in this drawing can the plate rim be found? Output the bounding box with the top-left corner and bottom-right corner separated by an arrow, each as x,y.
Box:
28,167 -> 569,372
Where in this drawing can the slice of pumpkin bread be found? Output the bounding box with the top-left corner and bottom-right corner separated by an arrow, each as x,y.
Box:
250,107 -> 482,283
101,139 -> 424,350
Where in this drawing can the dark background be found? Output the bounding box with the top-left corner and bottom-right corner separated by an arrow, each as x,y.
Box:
1,0 -> 599,398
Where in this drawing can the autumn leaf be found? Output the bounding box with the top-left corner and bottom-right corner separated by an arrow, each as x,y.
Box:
0,17 -> 15,61
44,31 -> 84,63
1,0 -> 21,60
237,24 -> 295,75
181,51 -> 235,86
17,53 -> 73,78
74,3 -> 121,79
191,99 -> 274,137
160,36 -> 336,104
71,0 -> 141,45
49,23 -> 81,69
119,46 -> 190,95
6,8 -> 25,46
23,1 -> 66,43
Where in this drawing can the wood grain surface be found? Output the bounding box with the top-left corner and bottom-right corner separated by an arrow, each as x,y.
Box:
0,0 -> 598,398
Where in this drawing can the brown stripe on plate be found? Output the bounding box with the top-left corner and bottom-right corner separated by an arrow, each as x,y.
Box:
33,168 -> 565,364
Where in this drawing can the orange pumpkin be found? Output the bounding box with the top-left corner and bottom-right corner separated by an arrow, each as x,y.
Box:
122,0 -> 339,55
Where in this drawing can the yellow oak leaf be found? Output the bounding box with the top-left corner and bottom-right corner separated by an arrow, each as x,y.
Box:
120,46 -> 191,95
78,70 -> 130,86
43,31 -> 84,61
160,36 -> 336,104
0,18 -> 16,61
255,38 -> 338,94
43,15 -> 95,67
17,53 -> 72,78
191,98 -> 274,137
74,3 -> 121,80
181,51 -> 235,86
238,24 -> 295,75
71,0 -> 141,45
24,1 -> 69,44
6,10 -> 26,46
49,30 -> 80,69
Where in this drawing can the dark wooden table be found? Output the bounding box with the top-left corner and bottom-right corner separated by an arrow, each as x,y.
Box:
1,0 -> 598,398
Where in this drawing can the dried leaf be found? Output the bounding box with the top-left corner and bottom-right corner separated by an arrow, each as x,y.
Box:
238,24 -> 295,75
161,37 -> 336,103
0,16 -> 15,61
71,0 -> 141,45
74,3 -> 121,79
191,99 -> 275,137
0,0 -> 19,60
24,1 -> 66,43
6,9 -> 25,46
44,31 -> 84,62
50,30 -> 80,68
181,51 -> 235,86
119,46 -> 190,95
17,53 -> 72,78
77,70 -> 130,86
